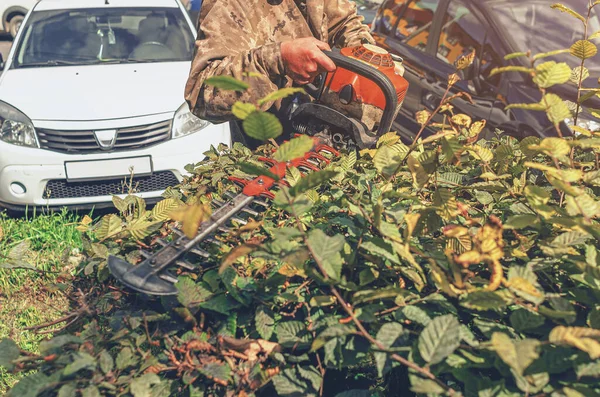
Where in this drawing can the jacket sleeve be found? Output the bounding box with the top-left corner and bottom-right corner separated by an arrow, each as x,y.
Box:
184,0 -> 286,122
325,0 -> 375,47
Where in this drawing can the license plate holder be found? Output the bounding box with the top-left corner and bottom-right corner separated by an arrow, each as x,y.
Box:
64,156 -> 153,182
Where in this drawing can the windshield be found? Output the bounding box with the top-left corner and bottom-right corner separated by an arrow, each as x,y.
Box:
493,0 -> 600,73
12,7 -> 195,68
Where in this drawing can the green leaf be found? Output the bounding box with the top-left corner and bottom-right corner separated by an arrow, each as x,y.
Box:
7,372 -> 50,397
418,314 -> 461,365
258,87 -> 305,106
276,321 -> 311,347
242,111 -> 283,141
81,386 -> 101,397
409,374 -> 446,395
588,308 -> 600,329
273,366 -> 321,396
116,347 -> 138,370
352,286 -> 410,305
373,144 -> 405,178
375,322 -> 404,377
489,66 -> 533,77
506,102 -> 546,112
510,309 -> 545,331
58,384 -> 77,397
289,170 -> 338,197
505,214 -> 540,229
570,40 -> 598,60
533,61 -> 571,88
39,335 -> 82,355
255,306 -> 275,340
237,161 -> 280,181
460,290 -> 508,312
532,48 -> 570,61
176,277 -> 213,308
205,76 -> 249,91
99,350 -> 114,374
400,306 -> 431,326
273,135 -> 314,162
504,51 -> 528,60
550,3 -> 586,22
130,373 -> 161,397
0,339 -> 20,371
232,101 -> 257,120
63,352 -> 96,376
307,229 -> 345,280
491,332 -> 540,376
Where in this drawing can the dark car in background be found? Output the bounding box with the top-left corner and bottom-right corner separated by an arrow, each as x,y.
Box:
370,0 -> 600,141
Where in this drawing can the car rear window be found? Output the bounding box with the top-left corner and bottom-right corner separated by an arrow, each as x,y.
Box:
12,7 -> 195,68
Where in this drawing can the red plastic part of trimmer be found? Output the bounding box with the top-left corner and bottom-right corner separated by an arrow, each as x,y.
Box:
228,136 -> 340,199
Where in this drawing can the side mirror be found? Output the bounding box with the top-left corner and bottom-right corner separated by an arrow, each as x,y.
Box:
0,54 -> 4,71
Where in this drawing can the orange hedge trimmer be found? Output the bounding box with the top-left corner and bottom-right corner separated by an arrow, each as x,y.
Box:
108,45 -> 409,295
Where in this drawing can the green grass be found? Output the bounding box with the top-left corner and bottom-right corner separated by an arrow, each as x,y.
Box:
0,209 -> 85,393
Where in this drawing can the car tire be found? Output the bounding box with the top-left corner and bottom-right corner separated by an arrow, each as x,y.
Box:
8,14 -> 24,38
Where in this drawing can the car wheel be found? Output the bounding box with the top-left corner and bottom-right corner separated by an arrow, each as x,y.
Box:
8,14 -> 24,38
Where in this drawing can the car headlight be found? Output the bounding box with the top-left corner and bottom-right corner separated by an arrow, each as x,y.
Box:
564,116 -> 600,135
0,101 -> 38,148
171,102 -> 210,139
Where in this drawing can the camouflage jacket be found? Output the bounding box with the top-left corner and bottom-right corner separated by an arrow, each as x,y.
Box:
184,0 -> 374,122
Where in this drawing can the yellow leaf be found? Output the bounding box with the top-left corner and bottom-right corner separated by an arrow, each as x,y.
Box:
528,137 -> 571,158
376,131 -> 400,148
550,3 -> 586,22
219,243 -> 260,273
469,120 -> 486,137
570,40 -> 598,60
170,203 -> 212,239
415,110 -> 431,125
468,145 -> 494,162
448,73 -> 460,86
232,102 -> 257,120
455,49 -> 476,70
533,61 -> 571,88
407,155 -> 429,188
452,114 -> 472,128
456,250 -> 482,267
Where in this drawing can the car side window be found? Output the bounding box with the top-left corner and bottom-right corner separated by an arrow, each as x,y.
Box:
437,1 -> 503,88
374,0 -> 409,37
394,0 -> 441,53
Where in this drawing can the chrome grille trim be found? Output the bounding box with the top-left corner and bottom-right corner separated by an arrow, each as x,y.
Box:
36,120 -> 172,153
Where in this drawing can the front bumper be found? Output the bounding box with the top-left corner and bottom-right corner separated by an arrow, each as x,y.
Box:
0,118 -> 230,210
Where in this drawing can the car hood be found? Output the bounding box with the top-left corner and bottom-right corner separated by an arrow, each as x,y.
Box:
0,62 -> 191,122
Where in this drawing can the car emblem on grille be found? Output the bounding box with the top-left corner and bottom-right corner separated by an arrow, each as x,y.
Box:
94,129 -> 118,150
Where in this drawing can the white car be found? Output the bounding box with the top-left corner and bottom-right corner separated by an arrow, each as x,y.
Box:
0,0 -> 230,211
0,0 -> 38,38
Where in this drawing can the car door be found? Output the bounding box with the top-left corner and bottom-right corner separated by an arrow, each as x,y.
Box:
374,0 -> 505,140
372,0 -> 448,141
421,0 -> 506,134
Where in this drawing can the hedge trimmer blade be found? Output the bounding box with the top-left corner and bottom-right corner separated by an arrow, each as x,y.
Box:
108,138 -> 339,296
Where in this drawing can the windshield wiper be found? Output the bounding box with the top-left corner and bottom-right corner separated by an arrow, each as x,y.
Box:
18,59 -> 97,67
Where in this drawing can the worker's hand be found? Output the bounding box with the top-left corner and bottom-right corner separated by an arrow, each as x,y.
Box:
281,38 -> 336,85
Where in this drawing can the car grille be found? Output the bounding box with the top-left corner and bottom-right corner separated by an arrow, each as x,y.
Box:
36,120 -> 172,153
43,171 -> 179,199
